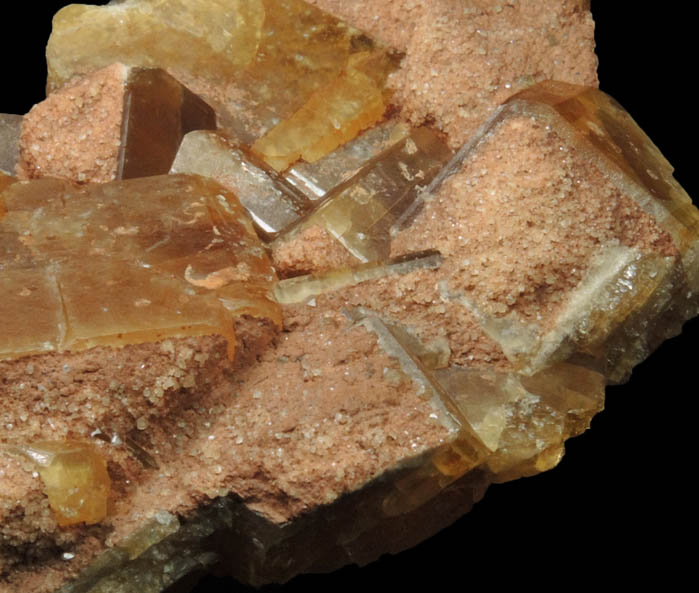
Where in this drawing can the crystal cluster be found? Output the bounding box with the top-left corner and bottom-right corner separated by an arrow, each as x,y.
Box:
0,2 -> 696,592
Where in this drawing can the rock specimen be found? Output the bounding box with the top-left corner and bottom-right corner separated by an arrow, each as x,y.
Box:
17,64 -> 216,183
0,1 -> 696,592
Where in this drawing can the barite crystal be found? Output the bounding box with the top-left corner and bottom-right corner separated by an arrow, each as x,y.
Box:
0,114 -> 22,176
18,63 -> 216,183
0,1 -> 696,592
0,174 -> 279,360
47,0 -> 399,167
274,126 -> 453,263
170,130 -> 312,238
8,441 -> 111,527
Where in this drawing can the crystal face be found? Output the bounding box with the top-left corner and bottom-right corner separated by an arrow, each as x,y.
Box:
0,174 -> 279,360
47,0 -> 399,163
18,64 -> 216,183
9,441 -> 111,527
0,2 -> 697,593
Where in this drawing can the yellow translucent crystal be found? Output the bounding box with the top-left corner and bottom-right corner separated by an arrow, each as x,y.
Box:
277,126 -> 453,262
46,0 -> 265,92
0,174 -> 280,361
435,362 -> 605,482
46,0 -> 399,166
251,56 -> 393,172
16,441 -> 111,527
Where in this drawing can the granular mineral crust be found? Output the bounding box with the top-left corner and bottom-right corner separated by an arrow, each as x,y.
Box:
1,1 -> 697,592
308,0 -> 599,147
18,64 -> 216,183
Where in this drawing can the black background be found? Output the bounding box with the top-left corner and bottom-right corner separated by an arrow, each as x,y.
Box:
2,2 -> 694,591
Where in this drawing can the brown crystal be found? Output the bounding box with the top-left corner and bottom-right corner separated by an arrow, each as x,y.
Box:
46,0 -> 398,167
0,174 -> 279,361
18,64 -> 216,183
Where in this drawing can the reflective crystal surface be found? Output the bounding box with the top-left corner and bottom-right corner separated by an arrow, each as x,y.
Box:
12,441 -> 111,527
171,130 -> 311,238
276,126 -> 453,262
284,120 -> 410,201
0,174 -> 279,360
0,114 -> 22,176
46,0 -> 399,165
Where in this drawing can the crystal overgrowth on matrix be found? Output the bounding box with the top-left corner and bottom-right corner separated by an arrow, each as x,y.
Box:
0,1 -> 696,592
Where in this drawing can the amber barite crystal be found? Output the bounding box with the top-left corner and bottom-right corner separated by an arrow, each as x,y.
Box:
47,0 -> 399,170
0,174 -> 279,360
10,441 -> 111,527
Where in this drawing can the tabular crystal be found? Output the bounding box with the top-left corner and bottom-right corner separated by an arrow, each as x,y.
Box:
0,174 -> 279,361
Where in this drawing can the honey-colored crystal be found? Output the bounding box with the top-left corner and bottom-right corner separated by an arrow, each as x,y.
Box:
46,0 -> 398,165
0,174 -> 280,361
251,56 -> 393,172
46,0 -> 265,93
274,250 -> 442,304
434,363 -> 605,482
171,130 -> 312,238
277,126 -> 453,262
15,441 -> 111,527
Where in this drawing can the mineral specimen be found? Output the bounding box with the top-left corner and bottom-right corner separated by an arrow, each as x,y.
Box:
0,1 -> 696,592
